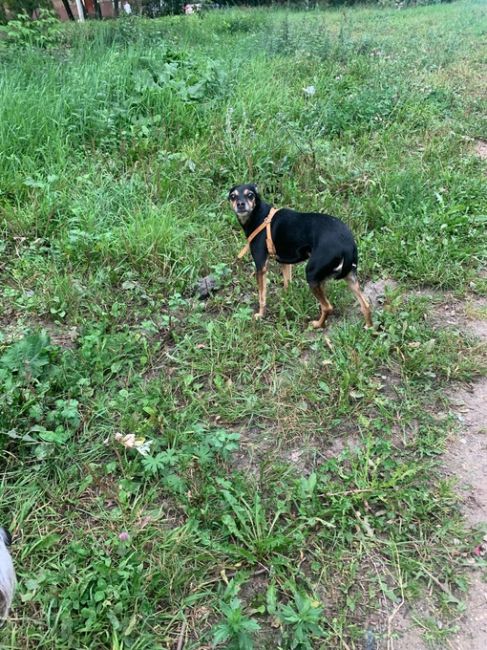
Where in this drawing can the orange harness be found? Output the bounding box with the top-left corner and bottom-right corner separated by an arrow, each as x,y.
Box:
237,207 -> 279,260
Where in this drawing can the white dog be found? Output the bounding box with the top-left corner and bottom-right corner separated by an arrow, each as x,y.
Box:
0,527 -> 16,620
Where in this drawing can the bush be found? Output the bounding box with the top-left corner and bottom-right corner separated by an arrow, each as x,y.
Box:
0,9 -> 64,48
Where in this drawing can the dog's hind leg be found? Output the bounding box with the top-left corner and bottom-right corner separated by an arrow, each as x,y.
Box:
281,264 -> 292,290
345,272 -> 372,328
310,283 -> 333,328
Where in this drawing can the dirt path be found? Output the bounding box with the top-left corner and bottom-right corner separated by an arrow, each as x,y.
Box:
394,370 -> 487,650
446,378 -> 487,529
365,280 -> 487,650
393,378 -> 487,650
440,324 -> 487,650
366,283 -> 487,649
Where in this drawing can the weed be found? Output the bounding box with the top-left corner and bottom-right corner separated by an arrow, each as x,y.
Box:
213,597 -> 261,649
279,592 -> 327,649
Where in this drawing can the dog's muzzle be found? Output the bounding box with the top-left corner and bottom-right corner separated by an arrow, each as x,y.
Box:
235,208 -> 251,223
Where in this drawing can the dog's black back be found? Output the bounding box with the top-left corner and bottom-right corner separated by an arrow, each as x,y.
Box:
270,208 -> 357,279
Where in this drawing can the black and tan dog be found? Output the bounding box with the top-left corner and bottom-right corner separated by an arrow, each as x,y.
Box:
229,183 -> 372,328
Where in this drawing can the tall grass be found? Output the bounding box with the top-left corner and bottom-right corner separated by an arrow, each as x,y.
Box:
1,5 -> 485,300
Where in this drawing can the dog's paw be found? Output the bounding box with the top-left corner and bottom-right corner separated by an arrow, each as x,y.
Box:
253,312 -> 264,321
365,323 -> 380,335
311,319 -> 325,329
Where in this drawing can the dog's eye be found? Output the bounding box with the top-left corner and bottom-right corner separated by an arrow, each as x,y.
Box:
247,193 -> 254,199
230,194 -> 237,201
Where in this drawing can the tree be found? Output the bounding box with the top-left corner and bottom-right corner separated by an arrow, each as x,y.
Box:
61,0 -> 75,20
3,0 -> 50,15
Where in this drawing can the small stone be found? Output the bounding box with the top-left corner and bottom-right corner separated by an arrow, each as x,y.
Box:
364,630 -> 377,650
195,275 -> 218,299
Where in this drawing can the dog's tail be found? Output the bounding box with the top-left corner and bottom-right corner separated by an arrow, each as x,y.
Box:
336,243 -> 358,280
0,527 -> 16,620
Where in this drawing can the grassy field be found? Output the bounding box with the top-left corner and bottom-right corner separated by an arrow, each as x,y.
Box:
1,1 -> 486,648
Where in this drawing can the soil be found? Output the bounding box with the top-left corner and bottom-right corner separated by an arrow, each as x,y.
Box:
0,318 -> 79,349
390,291 -> 487,650
446,379 -> 487,527
474,139 -> 487,163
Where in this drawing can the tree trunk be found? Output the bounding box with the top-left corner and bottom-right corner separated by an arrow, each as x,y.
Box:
74,0 -> 86,20
61,0 -> 75,20
93,0 -> 102,18
113,0 -> 119,16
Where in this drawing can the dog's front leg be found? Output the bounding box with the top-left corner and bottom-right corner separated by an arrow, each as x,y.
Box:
255,266 -> 268,320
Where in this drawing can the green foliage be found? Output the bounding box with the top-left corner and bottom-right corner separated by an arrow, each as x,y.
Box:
0,331 -> 81,455
0,9 -> 63,47
3,0 -> 49,12
213,598 -> 261,649
279,592 -> 327,649
1,0 -> 50,23
0,3 -> 485,649
214,12 -> 263,34
133,49 -> 227,104
1,330 -> 52,380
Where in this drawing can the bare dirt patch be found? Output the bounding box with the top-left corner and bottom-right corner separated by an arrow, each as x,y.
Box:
446,378 -> 487,526
474,140 -> 487,162
363,278 -> 399,310
411,290 -> 487,340
389,604 -> 433,650
230,425 -> 278,475
390,294 -> 487,649
0,318 -> 79,349
449,572 -> 487,650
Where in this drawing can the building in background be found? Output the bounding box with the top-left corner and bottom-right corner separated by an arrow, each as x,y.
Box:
51,0 -> 116,20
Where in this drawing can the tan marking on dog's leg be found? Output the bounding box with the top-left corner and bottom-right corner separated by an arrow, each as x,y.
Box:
310,284 -> 333,328
281,264 -> 292,290
346,274 -> 373,328
254,268 -> 268,320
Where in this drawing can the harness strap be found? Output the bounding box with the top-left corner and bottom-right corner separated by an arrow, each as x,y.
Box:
237,207 -> 278,260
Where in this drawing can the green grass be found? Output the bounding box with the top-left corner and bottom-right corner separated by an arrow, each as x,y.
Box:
1,2 -> 486,648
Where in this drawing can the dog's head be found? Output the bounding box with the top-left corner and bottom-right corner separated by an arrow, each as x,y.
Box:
0,527 -> 16,621
228,184 -> 259,224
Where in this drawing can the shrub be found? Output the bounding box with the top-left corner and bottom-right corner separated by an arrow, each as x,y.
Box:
0,9 -> 64,48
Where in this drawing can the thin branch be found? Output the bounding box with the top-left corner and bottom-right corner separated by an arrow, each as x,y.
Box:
176,619 -> 187,650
